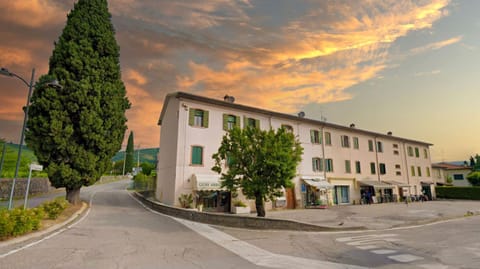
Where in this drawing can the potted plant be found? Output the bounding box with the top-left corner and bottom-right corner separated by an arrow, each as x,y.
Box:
232,200 -> 250,214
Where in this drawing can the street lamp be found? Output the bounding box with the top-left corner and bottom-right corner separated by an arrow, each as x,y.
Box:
0,67 -> 62,209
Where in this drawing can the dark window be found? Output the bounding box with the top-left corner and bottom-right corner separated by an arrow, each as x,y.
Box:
453,174 -> 464,180
379,163 -> 386,175
370,162 -> 376,174
355,161 -> 361,173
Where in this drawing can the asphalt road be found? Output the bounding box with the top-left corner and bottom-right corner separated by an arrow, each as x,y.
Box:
2,180 -> 479,268
0,181 -> 265,269
219,213 -> 480,268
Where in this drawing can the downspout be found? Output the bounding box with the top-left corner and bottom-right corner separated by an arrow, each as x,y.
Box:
402,142 -> 411,196
374,137 -> 380,182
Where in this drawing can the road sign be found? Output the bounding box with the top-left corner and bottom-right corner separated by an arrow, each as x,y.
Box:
30,164 -> 43,171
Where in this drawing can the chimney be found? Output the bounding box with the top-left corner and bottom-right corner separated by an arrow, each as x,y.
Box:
387,131 -> 392,136
350,123 -> 355,128
224,95 -> 235,103
298,111 -> 305,118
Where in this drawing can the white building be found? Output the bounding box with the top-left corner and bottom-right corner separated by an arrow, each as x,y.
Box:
432,162 -> 472,187
156,92 -> 434,211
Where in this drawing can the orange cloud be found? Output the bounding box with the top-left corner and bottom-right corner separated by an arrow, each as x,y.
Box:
410,36 -> 462,54
0,1 -> 66,28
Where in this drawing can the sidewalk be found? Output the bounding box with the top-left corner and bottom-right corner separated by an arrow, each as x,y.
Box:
262,200 -> 480,230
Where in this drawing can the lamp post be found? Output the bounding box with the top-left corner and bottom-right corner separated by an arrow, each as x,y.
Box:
0,67 -> 62,210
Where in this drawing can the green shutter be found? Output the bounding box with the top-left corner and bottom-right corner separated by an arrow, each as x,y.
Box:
255,119 -> 260,129
188,109 -> 195,126
203,110 -> 209,128
192,146 -> 203,165
310,130 -> 314,143
235,115 -> 241,128
223,114 -> 228,131
243,116 -> 247,129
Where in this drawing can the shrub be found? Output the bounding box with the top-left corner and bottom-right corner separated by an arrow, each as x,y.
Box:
436,186 -> 480,200
0,209 -> 15,239
178,194 -> 193,208
233,200 -> 247,207
43,197 -> 69,219
133,173 -> 155,191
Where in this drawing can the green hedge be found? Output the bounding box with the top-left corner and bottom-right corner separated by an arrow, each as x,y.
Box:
436,186 -> 480,200
133,173 -> 156,191
0,197 -> 69,240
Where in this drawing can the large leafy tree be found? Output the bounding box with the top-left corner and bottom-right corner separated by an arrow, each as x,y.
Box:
212,127 -> 303,217
125,131 -> 134,174
26,0 -> 130,204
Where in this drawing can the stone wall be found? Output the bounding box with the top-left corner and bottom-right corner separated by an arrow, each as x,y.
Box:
0,178 -> 52,199
134,191 -> 361,232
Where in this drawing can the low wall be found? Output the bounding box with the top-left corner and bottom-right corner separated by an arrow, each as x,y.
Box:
134,191 -> 363,232
0,178 -> 52,199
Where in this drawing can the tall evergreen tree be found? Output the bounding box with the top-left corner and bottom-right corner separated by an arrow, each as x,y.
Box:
125,131 -> 134,174
26,0 -> 130,204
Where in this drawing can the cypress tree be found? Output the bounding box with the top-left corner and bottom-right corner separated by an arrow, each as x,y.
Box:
26,0 -> 130,204
125,131 -> 134,174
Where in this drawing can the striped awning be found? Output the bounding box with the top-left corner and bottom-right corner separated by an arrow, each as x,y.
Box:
302,176 -> 333,190
192,174 -> 224,191
359,180 -> 393,188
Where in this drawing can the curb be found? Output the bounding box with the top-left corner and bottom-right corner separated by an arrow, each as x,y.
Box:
0,202 -> 88,249
133,191 -> 366,232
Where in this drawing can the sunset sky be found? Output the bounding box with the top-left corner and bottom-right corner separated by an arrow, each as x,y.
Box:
0,0 -> 479,162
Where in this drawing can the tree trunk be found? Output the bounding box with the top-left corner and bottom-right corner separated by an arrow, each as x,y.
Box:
255,192 -> 265,217
66,187 -> 81,205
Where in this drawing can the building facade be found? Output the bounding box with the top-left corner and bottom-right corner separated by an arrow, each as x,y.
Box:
432,162 -> 472,187
156,92 -> 434,211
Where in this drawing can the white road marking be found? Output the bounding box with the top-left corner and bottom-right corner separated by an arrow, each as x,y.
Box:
388,254 -> 424,263
0,191 -> 96,259
130,193 -> 368,269
356,245 -> 377,250
336,234 -> 398,242
371,249 -> 397,255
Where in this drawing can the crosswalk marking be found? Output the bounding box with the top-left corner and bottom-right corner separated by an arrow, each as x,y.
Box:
371,249 -> 397,255
336,233 -> 426,265
388,254 -> 424,263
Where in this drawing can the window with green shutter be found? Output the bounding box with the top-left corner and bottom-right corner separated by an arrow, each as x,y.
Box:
189,109 -> 209,128
223,114 -> 240,130
191,146 -> 203,165
244,117 -> 260,129
310,130 -> 320,144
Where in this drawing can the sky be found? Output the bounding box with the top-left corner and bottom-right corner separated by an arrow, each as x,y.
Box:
0,0 -> 479,162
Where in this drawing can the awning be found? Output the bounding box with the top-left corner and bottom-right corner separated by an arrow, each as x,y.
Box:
384,180 -> 410,187
192,174 -> 223,191
359,180 -> 393,188
302,176 -> 332,189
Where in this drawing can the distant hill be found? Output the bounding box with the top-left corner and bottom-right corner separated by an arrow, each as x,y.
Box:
112,148 -> 159,165
0,141 -> 159,178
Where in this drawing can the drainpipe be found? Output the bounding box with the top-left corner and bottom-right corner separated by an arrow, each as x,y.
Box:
402,142 -> 410,196
374,137 -> 381,182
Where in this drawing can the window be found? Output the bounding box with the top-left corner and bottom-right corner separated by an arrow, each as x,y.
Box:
345,160 -> 351,173
379,163 -> 386,175
423,149 -> 428,159
226,154 -> 234,168
393,150 -> 399,155
353,137 -> 359,149
408,146 -> 414,157
417,166 -> 422,177
310,130 -> 321,144
453,174 -> 464,180
415,147 -> 420,158
223,114 -> 240,130
396,171 -> 402,176
312,158 -> 323,172
395,164 -> 401,169
411,166 -> 415,176
325,132 -> 332,145
189,109 -> 209,128
341,135 -> 350,148
426,167 -> 431,177
355,161 -> 361,174
281,124 -> 293,133
376,141 -> 383,153
393,144 -> 399,149
368,140 -> 374,152
325,159 -> 334,172
191,146 -> 203,165
245,117 -> 260,129
370,162 -> 376,174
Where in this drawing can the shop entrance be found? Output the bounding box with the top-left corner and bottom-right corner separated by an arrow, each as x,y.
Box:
196,191 -> 231,212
